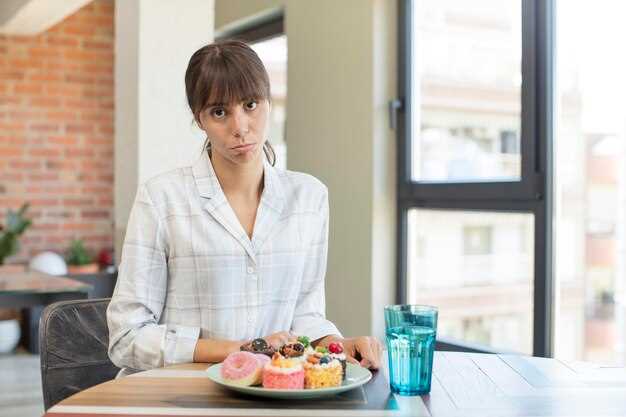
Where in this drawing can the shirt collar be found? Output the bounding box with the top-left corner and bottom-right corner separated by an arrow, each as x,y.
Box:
191,152 -> 285,209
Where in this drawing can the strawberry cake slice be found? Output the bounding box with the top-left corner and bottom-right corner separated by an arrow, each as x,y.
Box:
262,352 -> 305,389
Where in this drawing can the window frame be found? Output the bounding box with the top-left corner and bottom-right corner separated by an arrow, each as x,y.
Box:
396,0 -> 555,356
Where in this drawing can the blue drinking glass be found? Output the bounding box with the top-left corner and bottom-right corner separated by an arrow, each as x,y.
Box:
384,304 -> 438,396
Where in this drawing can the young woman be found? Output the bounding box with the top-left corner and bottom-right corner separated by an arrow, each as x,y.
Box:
107,40 -> 382,375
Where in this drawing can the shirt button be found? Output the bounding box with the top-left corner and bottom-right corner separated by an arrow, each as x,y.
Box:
247,266 -> 254,274
248,316 -> 254,323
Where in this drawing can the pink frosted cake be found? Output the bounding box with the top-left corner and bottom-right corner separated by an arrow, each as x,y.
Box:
220,351 -> 268,386
262,352 -> 304,389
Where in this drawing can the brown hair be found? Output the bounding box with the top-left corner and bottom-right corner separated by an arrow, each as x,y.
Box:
185,39 -> 276,166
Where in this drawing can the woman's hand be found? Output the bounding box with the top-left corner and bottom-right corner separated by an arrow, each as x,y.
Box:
342,336 -> 384,369
316,335 -> 384,370
262,331 -> 297,350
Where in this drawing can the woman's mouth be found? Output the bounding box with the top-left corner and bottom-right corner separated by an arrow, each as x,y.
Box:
232,143 -> 256,151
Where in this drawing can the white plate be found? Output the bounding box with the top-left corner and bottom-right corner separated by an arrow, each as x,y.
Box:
206,362 -> 372,399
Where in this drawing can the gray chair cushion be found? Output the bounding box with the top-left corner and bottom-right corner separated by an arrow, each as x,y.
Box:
39,298 -> 119,410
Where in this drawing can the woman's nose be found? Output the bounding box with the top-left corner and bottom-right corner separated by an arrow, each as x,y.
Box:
230,107 -> 250,137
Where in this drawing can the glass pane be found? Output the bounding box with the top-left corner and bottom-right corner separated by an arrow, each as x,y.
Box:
554,1 -> 626,365
250,35 -> 287,170
411,0 -> 522,182
407,209 -> 534,353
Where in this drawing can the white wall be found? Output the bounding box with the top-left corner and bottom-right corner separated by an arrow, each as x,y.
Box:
114,0 -> 214,259
216,0 -> 397,339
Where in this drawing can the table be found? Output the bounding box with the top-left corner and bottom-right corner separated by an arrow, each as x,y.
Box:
0,271 -> 92,308
44,352 -> 626,417
0,270 -> 92,352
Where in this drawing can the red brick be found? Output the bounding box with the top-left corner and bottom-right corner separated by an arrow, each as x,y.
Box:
46,110 -> 78,121
64,98 -> 97,109
29,97 -> 62,107
66,123 -> 94,134
62,223 -> 96,231
1,0 -> 114,264
29,148 -> 61,157
63,197 -> 94,206
28,47 -> 60,59
65,73 -> 95,84
28,173 -> 59,181
31,198 -> 60,207
82,40 -> 112,50
48,136 -> 78,146
29,123 -> 59,133
46,160 -> 77,170
46,36 -> 79,47
1,68 -> 24,79
81,210 -> 111,219
33,223 -> 61,231
0,147 -> 24,157
46,84 -> 81,97
9,160 -> 40,169
63,24 -> 97,37
14,83 -> 43,94
65,148 -> 94,158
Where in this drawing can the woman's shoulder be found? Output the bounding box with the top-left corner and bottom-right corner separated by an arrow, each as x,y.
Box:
137,166 -> 193,205
274,168 -> 328,214
279,168 -> 328,197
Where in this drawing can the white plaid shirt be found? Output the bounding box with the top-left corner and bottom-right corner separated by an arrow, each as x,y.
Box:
107,155 -> 341,371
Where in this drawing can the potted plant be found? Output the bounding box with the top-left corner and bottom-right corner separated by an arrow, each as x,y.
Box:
0,203 -> 31,270
66,239 -> 99,274
0,203 -> 31,353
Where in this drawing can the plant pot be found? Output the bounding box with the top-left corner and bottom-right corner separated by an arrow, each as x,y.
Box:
0,319 -> 21,354
67,263 -> 100,274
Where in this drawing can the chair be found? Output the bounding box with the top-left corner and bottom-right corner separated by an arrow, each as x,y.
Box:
39,298 -> 119,410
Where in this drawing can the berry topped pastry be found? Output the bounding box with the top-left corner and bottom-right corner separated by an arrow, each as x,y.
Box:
328,342 -> 347,381
303,350 -> 343,389
240,338 -> 276,357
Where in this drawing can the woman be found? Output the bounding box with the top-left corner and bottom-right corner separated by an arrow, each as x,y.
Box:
107,40 -> 382,375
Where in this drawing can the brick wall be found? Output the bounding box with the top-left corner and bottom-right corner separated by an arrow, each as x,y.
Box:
0,0 -> 114,264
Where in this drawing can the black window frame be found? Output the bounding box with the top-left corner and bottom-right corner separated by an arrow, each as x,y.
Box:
396,0 -> 555,357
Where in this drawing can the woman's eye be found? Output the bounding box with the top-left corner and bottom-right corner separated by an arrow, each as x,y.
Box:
245,101 -> 257,110
212,108 -> 225,118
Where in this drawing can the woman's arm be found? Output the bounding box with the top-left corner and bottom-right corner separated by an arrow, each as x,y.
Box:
193,339 -> 242,363
107,184 -> 200,370
290,187 -> 342,342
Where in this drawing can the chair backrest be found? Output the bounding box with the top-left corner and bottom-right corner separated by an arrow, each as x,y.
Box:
39,298 -> 119,410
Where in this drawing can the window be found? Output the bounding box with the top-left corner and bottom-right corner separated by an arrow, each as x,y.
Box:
398,0 -> 553,355
249,36 -> 287,170
554,0 -> 626,366
410,0 -> 522,183
408,210 -> 534,353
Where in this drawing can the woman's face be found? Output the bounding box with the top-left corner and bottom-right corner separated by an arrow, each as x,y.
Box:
198,98 -> 270,166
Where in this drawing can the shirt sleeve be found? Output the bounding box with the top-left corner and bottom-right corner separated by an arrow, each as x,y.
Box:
107,184 -> 200,371
290,187 -> 343,342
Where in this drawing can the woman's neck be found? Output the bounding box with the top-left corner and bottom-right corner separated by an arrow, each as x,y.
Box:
210,152 -> 264,200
